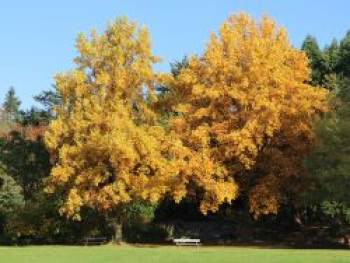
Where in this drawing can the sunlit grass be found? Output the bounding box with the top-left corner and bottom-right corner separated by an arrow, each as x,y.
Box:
0,245 -> 349,263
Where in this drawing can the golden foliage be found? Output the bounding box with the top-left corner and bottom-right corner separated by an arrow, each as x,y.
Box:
46,13 -> 328,219
45,18 -> 173,219
165,13 -> 328,216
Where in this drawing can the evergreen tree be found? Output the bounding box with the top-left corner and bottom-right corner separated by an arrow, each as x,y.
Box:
0,130 -> 51,200
2,87 -> 21,122
305,98 -> 350,223
0,172 -> 24,214
337,31 -> 350,78
325,39 -> 340,73
301,35 -> 327,85
0,167 -> 24,235
33,87 -> 62,122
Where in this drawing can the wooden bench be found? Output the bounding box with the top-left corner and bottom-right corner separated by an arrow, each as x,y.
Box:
173,238 -> 201,248
84,237 -> 108,246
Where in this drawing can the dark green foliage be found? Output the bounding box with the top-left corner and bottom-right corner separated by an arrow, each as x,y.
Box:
337,31 -> 350,78
304,100 -> 350,223
302,32 -> 350,89
325,39 -> 340,72
120,201 -> 157,224
0,87 -> 21,132
17,88 -> 62,127
33,88 -> 61,110
0,131 -> 51,200
33,88 -> 61,121
19,108 -> 51,126
4,190 -> 110,244
120,202 -> 168,243
2,87 -> 21,122
0,170 -> 24,237
105,201 -> 158,243
301,35 -> 328,85
302,32 -> 350,224
0,172 -> 24,214
321,201 -> 350,223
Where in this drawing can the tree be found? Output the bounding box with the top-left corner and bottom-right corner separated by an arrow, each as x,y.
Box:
14,87 -> 63,128
305,110 -> 350,224
44,18 -> 175,241
304,79 -> 350,225
337,31 -> 350,78
0,167 -> 24,235
19,107 -> 51,127
32,88 -> 62,123
0,129 -> 50,200
301,35 -> 328,85
2,87 -> 21,123
303,32 -> 350,226
34,88 -> 62,111
0,173 -> 24,213
166,13 -> 328,217
325,39 -> 340,73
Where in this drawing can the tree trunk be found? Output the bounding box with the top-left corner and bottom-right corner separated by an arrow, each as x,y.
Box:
106,209 -> 124,244
113,221 -> 123,244
293,211 -> 303,226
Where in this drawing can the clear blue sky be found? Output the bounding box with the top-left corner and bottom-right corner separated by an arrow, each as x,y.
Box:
1,0 -> 349,108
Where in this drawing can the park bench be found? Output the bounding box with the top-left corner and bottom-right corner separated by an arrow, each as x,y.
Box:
84,236 -> 108,246
173,238 -> 201,248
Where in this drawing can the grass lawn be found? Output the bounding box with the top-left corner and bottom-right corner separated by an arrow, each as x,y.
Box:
0,245 -> 349,263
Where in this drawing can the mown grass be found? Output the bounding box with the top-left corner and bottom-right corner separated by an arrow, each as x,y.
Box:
0,245 -> 349,263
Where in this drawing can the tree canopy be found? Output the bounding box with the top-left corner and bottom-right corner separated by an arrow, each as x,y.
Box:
45,18 -> 176,220
164,13 -> 328,216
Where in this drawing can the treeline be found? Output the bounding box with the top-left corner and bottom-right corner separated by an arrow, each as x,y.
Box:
0,13 -> 349,246
302,32 -> 350,224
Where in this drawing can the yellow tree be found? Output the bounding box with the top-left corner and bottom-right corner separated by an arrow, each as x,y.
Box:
45,18 -> 174,241
165,13 -> 328,217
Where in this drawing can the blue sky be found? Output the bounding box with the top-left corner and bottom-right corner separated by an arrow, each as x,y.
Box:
1,0 -> 349,108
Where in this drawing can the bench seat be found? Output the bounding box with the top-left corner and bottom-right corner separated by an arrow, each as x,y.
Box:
173,238 -> 201,247
84,237 -> 108,246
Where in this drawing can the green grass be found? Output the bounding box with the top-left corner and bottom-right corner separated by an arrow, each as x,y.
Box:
0,245 -> 349,263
